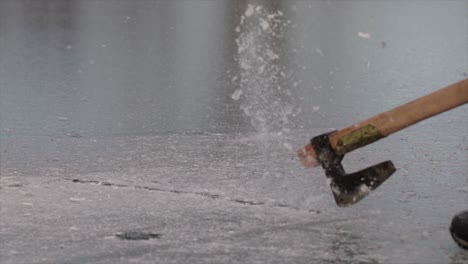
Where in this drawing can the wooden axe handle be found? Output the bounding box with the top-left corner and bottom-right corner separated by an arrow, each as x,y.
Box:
299,79 -> 468,167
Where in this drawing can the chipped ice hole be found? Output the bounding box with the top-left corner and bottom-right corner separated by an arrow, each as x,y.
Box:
115,231 -> 162,241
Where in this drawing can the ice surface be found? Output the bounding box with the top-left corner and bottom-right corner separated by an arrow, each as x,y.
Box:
2,129 -> 468,264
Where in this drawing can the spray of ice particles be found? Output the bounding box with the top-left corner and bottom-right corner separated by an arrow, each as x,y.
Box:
233,4 -> 294,135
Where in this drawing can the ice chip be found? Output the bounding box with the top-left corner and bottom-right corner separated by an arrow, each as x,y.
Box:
245,4 -> 255,17
265,49 -> 279,60
231,89 -> 243,101
312,106 -> 320,111
358,184 -> 371,195
259,18 -> 270,31
315,48 -> 324,56
358,32 -> 371,39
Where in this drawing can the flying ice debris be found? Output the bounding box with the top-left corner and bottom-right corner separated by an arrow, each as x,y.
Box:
245,4 -> 255,17
232,89 -> 243,101
259,18 -> 270,31
312,106 -> 320,111
315,48 -> 324,57
358,32 -> 371,39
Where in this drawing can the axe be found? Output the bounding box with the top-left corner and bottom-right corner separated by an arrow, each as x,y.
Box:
298,79 -> 468,207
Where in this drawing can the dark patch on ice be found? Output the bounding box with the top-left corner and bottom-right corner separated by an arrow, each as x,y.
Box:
194,192 -> 221,199
6,184 -> 24,188
232,199 -> 264,206
71,179 -> 127,187
72,179 -> 99,184
115,231 -> 162,241
67,131 -> 82,138
381,41 -> 387,48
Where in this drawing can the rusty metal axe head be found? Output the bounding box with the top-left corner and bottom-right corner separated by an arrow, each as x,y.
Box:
311,132 -> 396,207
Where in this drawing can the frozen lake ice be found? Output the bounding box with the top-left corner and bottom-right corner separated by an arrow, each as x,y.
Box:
1,0 -> 467,263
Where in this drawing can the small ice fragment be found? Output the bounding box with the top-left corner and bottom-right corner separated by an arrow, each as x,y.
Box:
331,185 -> 341,195
265,49 -> 279,60
258,64 -> 265,74
312,106 -> 320,111
283,142 -> 293,151
358,184 -> 371,195
101,44 -> 107,48
245,5 -> 255,17
232,89 -> 243,100
22,202 -> 33,206
358,32 -> 371,39
66,45 -> 73,50
255,6 -> 263,13
58,117 -> 69,121
315,48 -> 324,56
235,26 -> 240,33
259,18 -> 270,31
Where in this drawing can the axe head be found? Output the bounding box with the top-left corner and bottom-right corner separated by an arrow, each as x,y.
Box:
311,132 -> 396,207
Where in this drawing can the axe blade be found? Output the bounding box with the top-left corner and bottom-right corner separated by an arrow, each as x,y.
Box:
312,133 -> 396,207
330,160 -> 396,207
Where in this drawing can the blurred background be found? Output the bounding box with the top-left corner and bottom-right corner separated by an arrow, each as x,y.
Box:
1,0 -> 466,136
